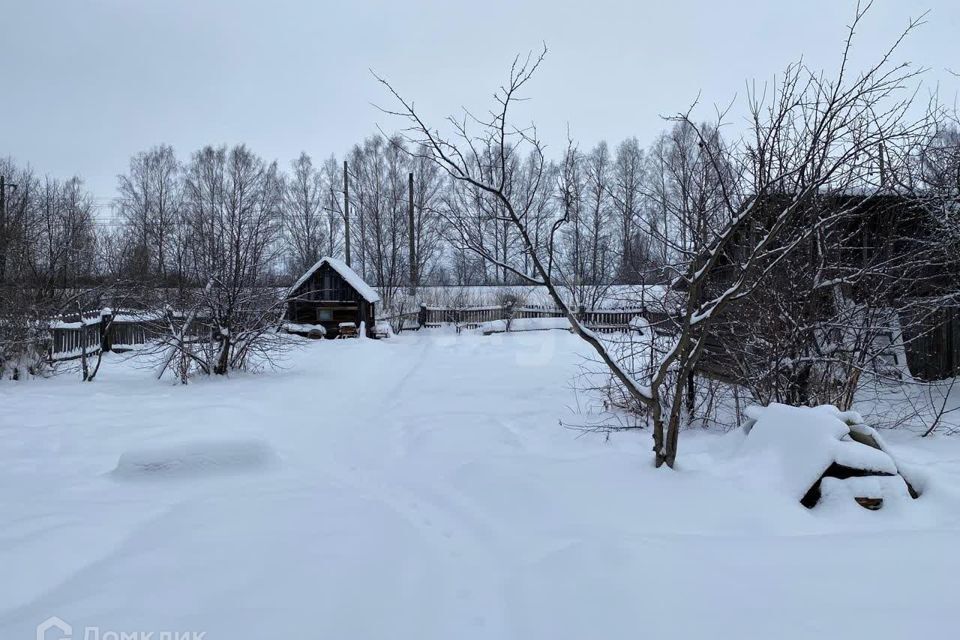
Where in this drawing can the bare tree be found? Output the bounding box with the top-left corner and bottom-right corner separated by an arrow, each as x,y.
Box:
556,137 -> 587,285
582,141 -> 614,285
177,144 -> 286,376
320,155 -> 345,259
117,145 -> 182,283
0,158 -> 104,379
346,135 -> 409,304
611,137 -> 647,282
378,2 -> 928,468
284,152 -> 327,275
641,121 -> 731,273
409,147 -> 447,285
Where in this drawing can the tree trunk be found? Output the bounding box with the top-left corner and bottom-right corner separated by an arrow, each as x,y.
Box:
214,336 -> 230,375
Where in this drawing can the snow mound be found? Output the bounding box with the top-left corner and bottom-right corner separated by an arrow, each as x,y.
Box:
739,403 -> 912,507
480,317 -> 571,334
112,438 -> 277,480
628,315 -> 650,334
283,322 -> 327,337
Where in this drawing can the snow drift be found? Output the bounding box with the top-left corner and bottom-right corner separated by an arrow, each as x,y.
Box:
480,317 -> 571,334
112,438 -> 277,480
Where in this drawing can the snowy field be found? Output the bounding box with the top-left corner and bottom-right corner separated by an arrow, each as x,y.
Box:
2,331 -> 960,639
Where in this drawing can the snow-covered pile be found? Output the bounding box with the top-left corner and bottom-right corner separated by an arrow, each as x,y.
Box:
283,321 -> 327,337
480,317 -> 571,334
740,403 -> 915,507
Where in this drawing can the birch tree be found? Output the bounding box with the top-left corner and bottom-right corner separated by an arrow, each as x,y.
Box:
117,145 -> 182,282
284,152 -> 327,275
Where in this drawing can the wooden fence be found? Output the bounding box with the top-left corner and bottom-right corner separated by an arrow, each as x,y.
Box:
50,320 -> 102,360
46,302 -> 960,383
48,308 -> 163,361
383,303 -> 666,335
47,308 -> 232,362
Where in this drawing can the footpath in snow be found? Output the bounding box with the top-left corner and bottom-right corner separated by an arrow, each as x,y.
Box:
1,331 -> 959,639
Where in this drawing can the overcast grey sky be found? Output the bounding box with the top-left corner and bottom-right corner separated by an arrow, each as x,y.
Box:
2,0 -> 957,204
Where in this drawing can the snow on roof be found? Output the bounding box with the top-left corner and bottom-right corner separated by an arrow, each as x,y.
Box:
287,256 -> 381,304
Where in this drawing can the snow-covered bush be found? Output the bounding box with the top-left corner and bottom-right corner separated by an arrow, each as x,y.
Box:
0,299 -> 51,380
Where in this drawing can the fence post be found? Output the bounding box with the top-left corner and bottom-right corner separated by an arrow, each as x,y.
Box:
100,307 -> 113,353
419,304 -> 427,328
578,305 -> 586,324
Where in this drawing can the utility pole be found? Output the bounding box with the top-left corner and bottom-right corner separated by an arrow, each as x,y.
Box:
408,172 -> 417,296
343,160 -> 351,267
0,175 -> 18,285
0,175 -> 4,285
878,140 -> 886,190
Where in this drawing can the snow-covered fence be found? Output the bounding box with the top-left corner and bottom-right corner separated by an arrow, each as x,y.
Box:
512,305 -> 566,321
49,316 -> 102,361
418,303 -> 661,335
379,310 -> 421,334
422,304 -> 505,330
580,308 -> 651,333
48,308 -> 165,361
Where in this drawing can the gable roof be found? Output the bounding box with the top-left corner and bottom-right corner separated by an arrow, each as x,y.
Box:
287,256 -> 381,304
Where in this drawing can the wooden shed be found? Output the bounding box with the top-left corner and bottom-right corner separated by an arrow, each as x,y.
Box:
285,257 -> 380,338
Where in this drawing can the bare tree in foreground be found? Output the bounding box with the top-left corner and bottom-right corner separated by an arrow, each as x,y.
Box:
377,2 -> 929,468
148,144 -> 288,381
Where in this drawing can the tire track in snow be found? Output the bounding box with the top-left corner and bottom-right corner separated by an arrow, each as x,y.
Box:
260,336 -> 530,634
305,337 -> 515,636
313,456 -> 511,637
373,335 -> 434,415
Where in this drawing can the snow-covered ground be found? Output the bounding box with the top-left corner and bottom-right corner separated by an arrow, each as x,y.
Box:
2,331 -> 959,639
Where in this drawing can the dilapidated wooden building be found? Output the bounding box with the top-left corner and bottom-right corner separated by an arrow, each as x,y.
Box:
694,192 -> 960,383
285,257 -> 380,338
